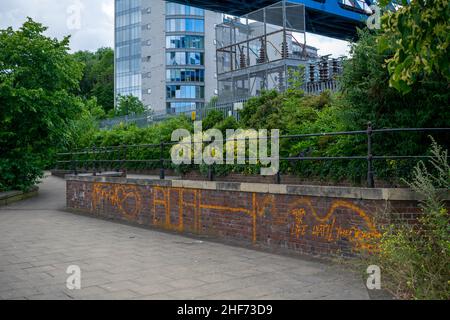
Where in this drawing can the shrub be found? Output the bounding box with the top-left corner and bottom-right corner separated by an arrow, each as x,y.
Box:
373,140 -> 450,299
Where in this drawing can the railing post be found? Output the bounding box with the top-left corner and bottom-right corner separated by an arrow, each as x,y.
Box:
98,147 -> 103,175
116,146 -> 120,173
367,122 -> 375,188
71,152 -> 78,176
276,171 -> 281,184
122,144 -> 127,176
208,166 -> 214,181
160,142 -> 165,180
92,145 -> 97,176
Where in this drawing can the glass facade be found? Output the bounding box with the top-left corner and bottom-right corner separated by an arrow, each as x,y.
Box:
166,102 -> 204,114
166,3 -> 204,16
165,2 -> 206,114
166,35 -> 204,49
115,1 -> 211,115
166,18 -> 205,32
166,85 -> 205,99
115,0 -> 142,100
166,69 -> 205,82
166,52 -> 204,66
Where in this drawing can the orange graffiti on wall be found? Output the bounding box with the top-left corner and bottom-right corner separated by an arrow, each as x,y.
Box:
90,183 -> 380,252
153,186 -> 198,232
287,198 -> 381,251
92,182 -> 142,220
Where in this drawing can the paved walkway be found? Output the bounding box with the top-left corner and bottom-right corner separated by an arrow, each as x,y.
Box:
0,173 -> 370,300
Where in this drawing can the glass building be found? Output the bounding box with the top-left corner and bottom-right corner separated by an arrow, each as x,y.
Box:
115,0 -> 222,115
115,0 -> 142,100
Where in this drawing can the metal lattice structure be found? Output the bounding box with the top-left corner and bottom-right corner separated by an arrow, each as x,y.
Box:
216,1 -> 313,110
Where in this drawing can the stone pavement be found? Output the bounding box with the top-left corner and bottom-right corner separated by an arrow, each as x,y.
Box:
0,173 -> 371,300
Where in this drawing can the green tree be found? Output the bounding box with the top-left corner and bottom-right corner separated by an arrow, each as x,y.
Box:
113,94 -> 146,117
0,18 -> 84,191
66,98 -> 101,149
339,28 -> 450,181
341,28 -> 450,130
202,109 -> 224,130
73,47 -> 114,114
378,0 -> 450,93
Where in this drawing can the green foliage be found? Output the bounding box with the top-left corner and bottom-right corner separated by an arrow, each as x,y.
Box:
73,47 -> 114,115
239,90 -> 284,130
378,0 -> 450,93
341,28 -> 450,182
0,18 -> 85,191
65,116 -> 193,172
89,115 -> 192,148
202,109 -> 224,130
373,140 -> 450,299
112,95 -> 146,117
342,29 -> 450,130
214,116 -> 239,133
66,98 -> 101,149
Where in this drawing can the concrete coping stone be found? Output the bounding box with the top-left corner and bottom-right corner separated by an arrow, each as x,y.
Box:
0,186 -> 38,200
0,186 -> 39,206
65,174 -> 450,201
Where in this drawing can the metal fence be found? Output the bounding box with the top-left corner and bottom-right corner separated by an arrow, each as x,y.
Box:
98,80 -> 339,130
302,79 -> 339,94
56,125 -> 450,188
98,111 -> 174,130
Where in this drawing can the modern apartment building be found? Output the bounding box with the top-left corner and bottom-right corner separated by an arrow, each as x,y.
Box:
115,0 -> 222,115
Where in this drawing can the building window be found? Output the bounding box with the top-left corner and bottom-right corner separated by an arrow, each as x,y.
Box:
166,35 -> 204,49
167,102 -> 204,114
166,85 -> 204,99
166,18 -> 204,33
166,3 -> 204,16
166,69 -> 205,82
166,52 -> 204,66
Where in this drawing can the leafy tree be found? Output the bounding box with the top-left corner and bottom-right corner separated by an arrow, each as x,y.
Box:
67,98 -> 101,149
113,95 -> 146,117
73,47 -> 114,114
214,116 -> 239,133
72,50 -> 96,96
202,109 -> 224,130
378,0 -> 450,93
0,18 -> 84,191
91,48 -> 114,112
341,28 -> 450,130
238,90 -> 283,130
339,28 -> 450,181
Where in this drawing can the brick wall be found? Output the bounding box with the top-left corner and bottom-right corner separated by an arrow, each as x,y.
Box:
66,176 -> 446,258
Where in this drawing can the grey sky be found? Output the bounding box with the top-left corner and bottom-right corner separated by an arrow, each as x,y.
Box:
0,0 -> 350,56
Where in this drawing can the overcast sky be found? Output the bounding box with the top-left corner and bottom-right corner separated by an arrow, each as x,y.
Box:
0,0 -> 350,56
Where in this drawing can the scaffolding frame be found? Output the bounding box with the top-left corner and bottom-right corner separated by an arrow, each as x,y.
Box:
215,1 -> 307,106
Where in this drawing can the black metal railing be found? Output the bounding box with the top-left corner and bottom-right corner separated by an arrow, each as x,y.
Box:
56,124 -> 450,188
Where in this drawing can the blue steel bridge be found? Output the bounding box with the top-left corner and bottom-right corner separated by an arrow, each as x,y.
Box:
169,0 -> 377,40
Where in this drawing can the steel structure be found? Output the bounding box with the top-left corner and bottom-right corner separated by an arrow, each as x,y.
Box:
216,2 -> 310,106
213,1 -> 345,115
169,0 -> 377,40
